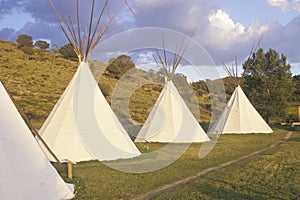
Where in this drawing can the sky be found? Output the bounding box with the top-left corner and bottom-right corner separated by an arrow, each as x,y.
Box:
0,0 -> 299,79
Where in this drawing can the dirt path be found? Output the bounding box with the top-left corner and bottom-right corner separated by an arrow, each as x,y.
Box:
132,132 -> 293,200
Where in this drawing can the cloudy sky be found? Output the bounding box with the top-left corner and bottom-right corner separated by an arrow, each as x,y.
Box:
0,0 -> 299,76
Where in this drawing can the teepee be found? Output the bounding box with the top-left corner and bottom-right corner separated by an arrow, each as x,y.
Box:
39,0 -> 140,163
0,81 -> 74,199
208,52 -> 273,134
208,85 -> 273,134
135,37 -> 210,143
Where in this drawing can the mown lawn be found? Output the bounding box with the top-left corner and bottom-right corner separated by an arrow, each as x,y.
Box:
53,128 -> 299,199
153,129 -> 300,200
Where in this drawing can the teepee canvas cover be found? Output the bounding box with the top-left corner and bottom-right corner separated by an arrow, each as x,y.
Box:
135,36 -> 209,143
208,40 -> 272,134
208,85 -> 273,134
39,0 -> 140,162
40,62 -> 141,162
0,81 -> 74,200
135,80 -> 210,143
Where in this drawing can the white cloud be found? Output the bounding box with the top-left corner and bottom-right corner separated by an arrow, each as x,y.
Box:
132,51 -> 155,66
267,0 -> 300,22
292,0 -> 300,12
208,9 -> 245,35
268,0 -> 290,12
203,9 -> 268,52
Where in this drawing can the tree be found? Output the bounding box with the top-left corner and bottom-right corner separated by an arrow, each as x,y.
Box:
292,75 -> 300,101
16,34 -> 35,59
106,55 -> 135,79
243,48 -> 295,123
16,34 -> 33,48
59,44 -> 77,61
34,40 -> 50,50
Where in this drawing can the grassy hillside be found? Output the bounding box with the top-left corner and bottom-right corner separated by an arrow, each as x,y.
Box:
0,40 -> 78,128
0,40 -> 298,130
0,40 -> 215,130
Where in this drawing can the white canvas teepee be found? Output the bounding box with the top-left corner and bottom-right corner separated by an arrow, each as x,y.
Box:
208,44 -> 273,135
208,85 -> 273,134
135,79 -> 210,143
39,0 -> 140,162
0,81 -> 74,200
135,37 -> 209,143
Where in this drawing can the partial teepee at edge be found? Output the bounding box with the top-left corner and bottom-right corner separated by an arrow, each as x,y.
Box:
39,0 -> 140,162
135,36 -> 210,143
208,85 -> 273,134
0,81 -> 74,200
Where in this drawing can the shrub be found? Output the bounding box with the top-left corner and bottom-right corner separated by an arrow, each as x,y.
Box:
106,63 -> 121,74
99,83 -> 111,97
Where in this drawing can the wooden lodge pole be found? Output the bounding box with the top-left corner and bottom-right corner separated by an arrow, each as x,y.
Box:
67,160 -> 74,179
298,106 -> 300,122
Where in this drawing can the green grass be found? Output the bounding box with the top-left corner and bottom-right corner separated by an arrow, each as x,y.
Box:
153,131 -> 300,200
51,129 -> 298,199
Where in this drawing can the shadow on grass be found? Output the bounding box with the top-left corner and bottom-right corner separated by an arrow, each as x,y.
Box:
288,137 -> 300,142
156,176 -> 260,200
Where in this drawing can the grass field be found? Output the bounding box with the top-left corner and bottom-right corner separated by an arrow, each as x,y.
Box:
52,128 -> 299,199
153,129 -> 300,200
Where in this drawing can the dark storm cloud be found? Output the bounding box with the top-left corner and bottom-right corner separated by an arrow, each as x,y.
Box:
13,22 -> 67,45
22,0 -> 130,24
0,0 -> 25,15
274,16 -> 300,62
12,0 -> 134,47
132,0 -> 216,34
0,28 -> 15,41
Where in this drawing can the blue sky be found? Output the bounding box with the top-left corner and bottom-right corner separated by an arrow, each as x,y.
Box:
0,0 -> 299,77
218,0 -> 299,25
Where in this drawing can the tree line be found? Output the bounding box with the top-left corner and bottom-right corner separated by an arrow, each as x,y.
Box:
16,34 -> 77,60
243,48 -> 296,124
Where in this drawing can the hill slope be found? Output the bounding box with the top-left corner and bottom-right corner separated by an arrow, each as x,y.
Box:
0,40 -> 298,131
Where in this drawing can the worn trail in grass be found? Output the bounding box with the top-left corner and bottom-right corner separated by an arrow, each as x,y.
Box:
151,130 -> 300,200
133,132 -> 294,200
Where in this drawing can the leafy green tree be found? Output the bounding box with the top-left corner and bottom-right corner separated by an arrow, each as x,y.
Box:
16,34 -> 35,59
59,44 -> 77,61
106,55 -> 135,79
34,40 -> 50,50
243,48 -> 295,123
16,34 -> 33,48
106,63 -> 121,74
292,75 -> 300,101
